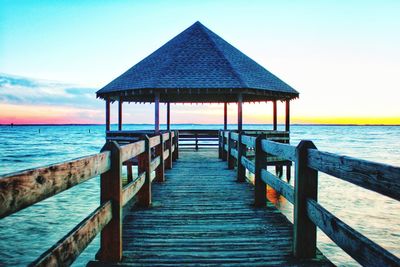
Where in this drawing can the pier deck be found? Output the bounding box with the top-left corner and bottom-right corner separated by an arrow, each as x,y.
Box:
118,149 -> 330,266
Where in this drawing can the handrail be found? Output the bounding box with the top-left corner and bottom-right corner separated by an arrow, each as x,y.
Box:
221,130 -> 400,266
0,130 -> 179,266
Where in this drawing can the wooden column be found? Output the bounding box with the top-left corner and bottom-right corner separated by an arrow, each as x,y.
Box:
273,100 -> 277,131
155,133 -> 165,182
167,102 -> 170,131
237,132 -> 246,182
238,94 -> 243,132
155,93 -> 160,133
165,131 -> 173,169
254,134 -> 267,207
227,132 -> 234,169
285,100 -> 290,132
137,136 -> 151,207
105,97 -> 110,132
99,141 -> 122,261
224,102 -> 227,131
118,99 -> 122,131
294,140 -> 318,258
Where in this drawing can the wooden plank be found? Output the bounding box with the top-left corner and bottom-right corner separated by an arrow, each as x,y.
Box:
149,136 -> 161,148
307,199 -> 400,267
150,156 -> 160,173
294,140 -> 317,258
0,152 -> 110,219
261,140 -> 296,162
98,141 -> 122,262
231,132 -> 239,141
120,141 -> 146,162
261,169 -> 294,204
122,173 -> 146,206
241,135 -> 256,148
230,148 -> 238,160
162,132 -> 169,141
163,149 -> 169,161
308,149 -> 400,201
241,157 -> 255,174
31,201 -> 112,267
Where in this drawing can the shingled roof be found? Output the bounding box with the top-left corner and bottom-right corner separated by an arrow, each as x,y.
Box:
97,21 -> 299,103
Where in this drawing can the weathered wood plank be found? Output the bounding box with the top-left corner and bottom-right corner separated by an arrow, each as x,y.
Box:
261,169 -> 294,204
241,135 -> 256,148
261,140 -> 296,162
0,152 -> 110,219
122,173 -> 146,206
30,201 -> 112,267
231,132 -> 239,141
241,156 -> 255,174
307,199 -> 400,267
162,132 -> 169,141
120,141 -> 146,162
163,149 -> 169,161
150,156 -> 160,173
308,149 -> 400,201
231,148 -> 238,160
149,136 -> 161,148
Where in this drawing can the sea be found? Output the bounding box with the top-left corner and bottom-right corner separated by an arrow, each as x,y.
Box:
0,124 -> 399,266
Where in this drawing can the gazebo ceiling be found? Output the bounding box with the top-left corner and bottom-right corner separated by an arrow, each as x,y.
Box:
97,21 -> 299,103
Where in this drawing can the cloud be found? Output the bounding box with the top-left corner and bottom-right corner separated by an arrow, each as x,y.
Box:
0,73 -> 102,109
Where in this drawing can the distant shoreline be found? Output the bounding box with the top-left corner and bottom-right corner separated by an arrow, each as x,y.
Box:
1,123 -> 399,127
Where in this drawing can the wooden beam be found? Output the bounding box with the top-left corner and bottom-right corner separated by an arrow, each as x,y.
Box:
238,94 -> 243,132
167,102 -> 170,131
106,97 -> 110,132
155,93 -> 160,133
118,99 -> 122,131
285,100 -> 290,132
224,102 -> 227,131
254,134 -> 267,207
137,136 -> 151,207
273,100 -> 277,131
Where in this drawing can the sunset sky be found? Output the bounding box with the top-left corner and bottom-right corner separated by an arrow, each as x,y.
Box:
1,0 -> 399,125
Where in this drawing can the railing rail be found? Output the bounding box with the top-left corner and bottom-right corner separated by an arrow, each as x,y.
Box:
0,130 -> 179,266
221,130 -> 400,266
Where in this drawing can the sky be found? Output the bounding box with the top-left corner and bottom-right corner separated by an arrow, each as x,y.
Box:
0,0 -> 399,125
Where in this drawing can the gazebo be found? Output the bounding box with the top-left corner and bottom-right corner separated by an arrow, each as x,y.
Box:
97,21 -> 298,135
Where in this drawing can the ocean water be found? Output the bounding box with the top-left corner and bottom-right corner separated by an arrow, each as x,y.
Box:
0,124 -> 399,266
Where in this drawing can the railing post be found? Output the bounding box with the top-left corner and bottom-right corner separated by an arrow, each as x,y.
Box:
218,130 -> 222,159
237,132 -> 246,182
227,131 -> 234,169
155,133 -> 165,182
254,134 -> 267,207
165,131 -> 173,169
175,130 -> 179,160
98,141 -> 122,262
137,135 -> 152,207
294,140 -> 318,258
221,131 -> 226,161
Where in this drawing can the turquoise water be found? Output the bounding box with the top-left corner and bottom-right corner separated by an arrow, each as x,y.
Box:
0,124 -> 399,266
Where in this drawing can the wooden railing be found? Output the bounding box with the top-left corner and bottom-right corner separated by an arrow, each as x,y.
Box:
221,130 -> 400,266
177,129 -> 218,150
0,130 -> 178,266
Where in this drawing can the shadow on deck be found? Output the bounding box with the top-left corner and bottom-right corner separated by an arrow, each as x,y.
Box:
95,149 -> 331,266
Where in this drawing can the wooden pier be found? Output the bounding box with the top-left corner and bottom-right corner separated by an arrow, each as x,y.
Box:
1,130 -> 399,266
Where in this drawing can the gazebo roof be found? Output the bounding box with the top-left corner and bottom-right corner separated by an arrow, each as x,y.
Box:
97,21 -> 299,103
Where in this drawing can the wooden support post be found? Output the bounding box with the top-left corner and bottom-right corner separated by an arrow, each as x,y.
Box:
273,100 -> 277,131
165,131 -> 172,169
155,133 -> 165,182
137,136 -> 151,207
167,102 -> 170,131
285,100 -> 290,132
286,164 -> 292,182
105,97 -> 110,132
218,130 -> 222,159
118,99 -> 122,131
237,132 -> 246,182
227,132 -> 234,169
238,94 -> 243,132
224,102 -> 227,131
155,93 -> 160,133
98,141 -> 122,262
254,134 -> 267,207
294,140 -> 318,258
175,130 -> 179,160
127,162 -> 133,183
222,131 -> 227,161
